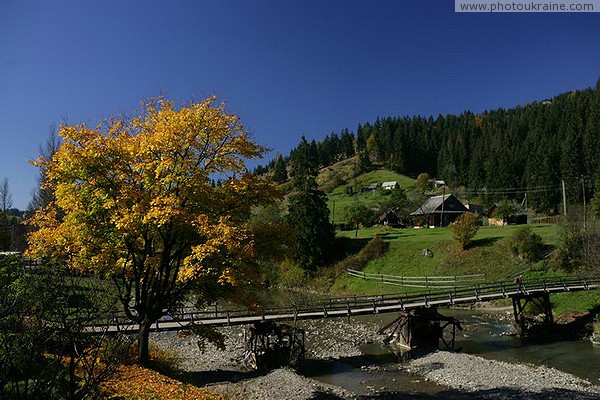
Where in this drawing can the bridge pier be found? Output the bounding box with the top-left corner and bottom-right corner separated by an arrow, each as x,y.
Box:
511,292 -> 553,337
378,308 -> 462,353
242,321 -> 305,371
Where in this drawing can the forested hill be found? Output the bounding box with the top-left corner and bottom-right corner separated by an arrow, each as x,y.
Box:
257,80 -> 600,214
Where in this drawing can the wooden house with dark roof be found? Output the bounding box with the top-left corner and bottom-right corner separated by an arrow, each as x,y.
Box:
410,194 -> 469,227
377,209 -> 404,227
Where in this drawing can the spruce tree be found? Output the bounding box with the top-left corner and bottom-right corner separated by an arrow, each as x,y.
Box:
286,137 -> 335,272
272,155 -> 288,183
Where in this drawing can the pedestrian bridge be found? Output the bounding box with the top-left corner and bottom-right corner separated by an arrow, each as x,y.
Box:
99,275 -> 600,333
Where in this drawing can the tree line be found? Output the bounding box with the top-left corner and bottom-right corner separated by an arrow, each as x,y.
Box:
258,79 -> 600,214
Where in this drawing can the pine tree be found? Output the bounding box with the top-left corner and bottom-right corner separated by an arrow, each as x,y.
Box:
286,137 -> 334,272
272,155 -> 288,183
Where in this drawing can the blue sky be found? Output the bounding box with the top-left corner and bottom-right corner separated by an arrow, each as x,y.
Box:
1,1 -> 599,209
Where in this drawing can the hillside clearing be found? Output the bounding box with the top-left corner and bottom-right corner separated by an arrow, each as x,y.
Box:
325,168 -> 420,225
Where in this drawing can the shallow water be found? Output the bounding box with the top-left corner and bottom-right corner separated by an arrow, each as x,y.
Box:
450,308 -> 600,384
304,309 -> 600,396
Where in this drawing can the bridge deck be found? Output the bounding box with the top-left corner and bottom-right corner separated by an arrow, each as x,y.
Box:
93,276 -> 600,333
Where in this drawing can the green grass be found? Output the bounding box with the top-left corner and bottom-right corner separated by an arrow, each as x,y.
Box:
333,224 -> 558,291
551,291 -> 600,315
327,169 -> 418,224
331,223 -> 600,313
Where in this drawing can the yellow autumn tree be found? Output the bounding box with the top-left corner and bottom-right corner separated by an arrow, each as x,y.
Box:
27,97 -> 282,365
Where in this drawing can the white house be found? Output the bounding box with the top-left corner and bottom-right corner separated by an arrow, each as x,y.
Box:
381,181 -> 399,190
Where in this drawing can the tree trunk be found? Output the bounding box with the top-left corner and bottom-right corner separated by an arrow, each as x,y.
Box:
69,339 -> 77,399
138,317 -> 152,366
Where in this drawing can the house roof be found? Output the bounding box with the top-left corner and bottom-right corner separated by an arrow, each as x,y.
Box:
410,194 -> 469,216
378,209 -> 399,222
381,181 -> 398,188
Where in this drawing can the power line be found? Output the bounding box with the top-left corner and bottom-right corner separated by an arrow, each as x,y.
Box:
459,185 -> 561,196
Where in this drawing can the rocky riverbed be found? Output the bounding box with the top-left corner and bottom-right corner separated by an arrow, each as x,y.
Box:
403,351 -> 600,399
151,316 -> 600,399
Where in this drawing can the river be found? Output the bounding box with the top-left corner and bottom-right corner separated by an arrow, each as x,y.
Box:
304,308 -> 600,397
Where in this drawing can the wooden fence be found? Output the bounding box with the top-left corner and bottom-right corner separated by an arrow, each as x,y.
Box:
346,268 -> 486,288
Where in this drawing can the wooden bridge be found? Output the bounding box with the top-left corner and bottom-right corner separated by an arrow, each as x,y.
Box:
99,275 -> 600,333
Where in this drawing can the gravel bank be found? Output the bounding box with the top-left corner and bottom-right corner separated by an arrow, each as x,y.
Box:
151,317 -> 600,400
209,368 -> 355,400
151,323 -> 360,400
152,327 -> 247,373
151,317 -> 381,372
301,318 -> 381,360
405,351 -> 600,399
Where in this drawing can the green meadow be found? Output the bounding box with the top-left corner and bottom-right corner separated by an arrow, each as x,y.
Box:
329,223 -> 600,313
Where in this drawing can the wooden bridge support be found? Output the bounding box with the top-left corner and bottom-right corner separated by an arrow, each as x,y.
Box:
378,308 -> 462,353
242,321 -> 305,371
511,292 -> 553,337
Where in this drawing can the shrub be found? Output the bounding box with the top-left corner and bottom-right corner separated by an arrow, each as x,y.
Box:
551,222 -> 584,273
509,226 -> 545,262
314,236 -> 387,289
450,212 -> 480,250
0,259 -> 129,399
357,235 -> 387,262
334,235 -> 387,272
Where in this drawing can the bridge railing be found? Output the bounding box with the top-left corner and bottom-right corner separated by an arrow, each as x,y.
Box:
161,275 -> 599,322
90,275 -> 600,328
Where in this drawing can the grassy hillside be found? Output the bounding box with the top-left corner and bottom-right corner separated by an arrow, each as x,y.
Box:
332,224 -> 560,292
330,223 -> 600,313
323,165 -> 420,225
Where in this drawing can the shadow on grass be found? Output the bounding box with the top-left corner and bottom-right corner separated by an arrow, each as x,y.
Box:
332,237 -> 371,260
373,230 -> 405,240
470,236 -> 502,248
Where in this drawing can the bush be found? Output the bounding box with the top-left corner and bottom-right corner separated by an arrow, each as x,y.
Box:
0,253 -> 23,284
313,236 -> 387,289
509,226 -> 545,262
0,259 -> 129,399
551,222 -> 585,273
450,212 -> 480,250
334,235 -> 387,272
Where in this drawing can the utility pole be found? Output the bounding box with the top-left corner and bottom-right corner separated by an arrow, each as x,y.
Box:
562,180 -> 567,217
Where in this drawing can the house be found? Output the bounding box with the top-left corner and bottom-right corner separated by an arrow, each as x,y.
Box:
362,183 -> 379,193
432,179 -> 446,188
410,194 -> 469,227
377,209 -> 403,227
381,181 -> 399,190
